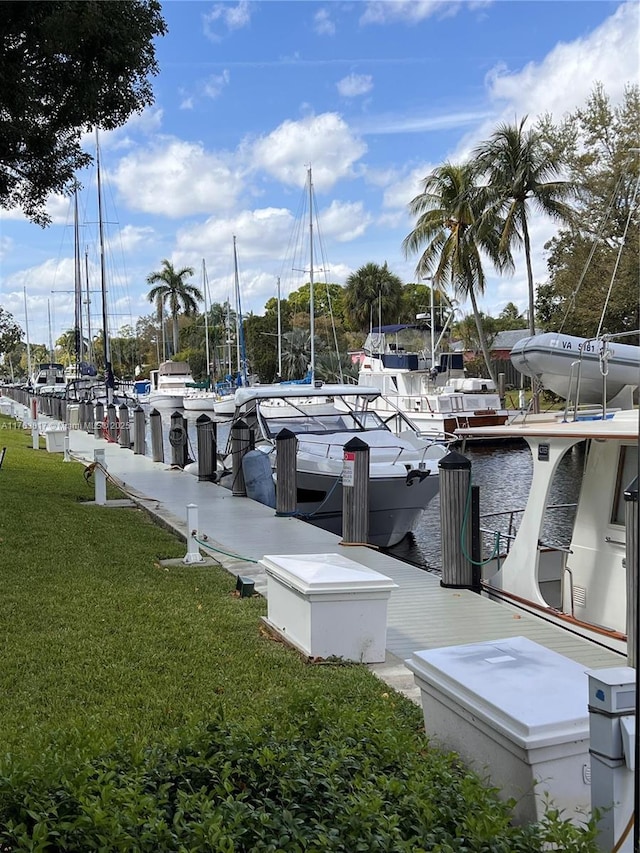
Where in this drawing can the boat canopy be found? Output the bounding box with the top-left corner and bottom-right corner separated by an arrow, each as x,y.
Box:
158,361 -> 192,376
371,324 -> 423,334
234,383 -> 383,406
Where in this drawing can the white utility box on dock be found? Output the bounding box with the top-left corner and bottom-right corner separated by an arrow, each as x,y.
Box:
407,636 -> 591,824
44,427 -> 67,453
260,553 -> 397,663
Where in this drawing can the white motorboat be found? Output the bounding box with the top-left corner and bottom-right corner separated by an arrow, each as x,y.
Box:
146,360 -> 195,408
455,408 -> 638,655
356,325 -> 508,436
510,332 -> 640,407
219,383 -> 450,548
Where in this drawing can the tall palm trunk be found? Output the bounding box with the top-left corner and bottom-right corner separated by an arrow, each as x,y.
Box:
468,282 -> 497,385
172,316 -> 179,357
522,217 -> 540,411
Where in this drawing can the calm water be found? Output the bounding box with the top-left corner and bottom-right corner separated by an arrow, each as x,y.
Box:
388,441 -> 585,573
149,407 -> 585,574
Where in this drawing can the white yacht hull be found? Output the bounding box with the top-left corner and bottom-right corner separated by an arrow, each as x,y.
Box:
147,392 -> 184,409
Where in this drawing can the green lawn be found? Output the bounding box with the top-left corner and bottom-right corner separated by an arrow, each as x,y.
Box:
0,415 -> 599,851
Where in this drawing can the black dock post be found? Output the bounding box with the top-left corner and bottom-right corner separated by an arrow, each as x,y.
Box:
106,403 -> 118,442
342,437 -> 370,544
196,414 -> 217,481
231,419 -> 252,496
133,406 -> 146,455
150,409 -> 164,462
169,410 -> 186,467
85,400 -> 94,435
276,428 -> 297,515
94,401 -> 104,439
118,403 -> 130,448
439,449 -> 474,589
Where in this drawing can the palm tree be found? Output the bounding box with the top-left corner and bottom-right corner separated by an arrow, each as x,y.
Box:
344,262 -> 404,331
473,118 -> 576,339
146,260 -> 202,357
402,162 -> 512,385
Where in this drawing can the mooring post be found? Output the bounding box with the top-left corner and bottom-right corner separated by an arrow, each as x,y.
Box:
85,400 -> 94,434
231,418 -> 252,496
150,408 -> 164,462
133,406 -> 146,455
275,428 -> 297,516
184,503 -> 205,564
196,414 -> 217,481
94,400 -> 104,439
106,403 -> 118,442
625,476 -> 638,668
77,399 -> 86,432
118,403 -> 130,449
63,433 -> 71,462
94,448 -> 107,506
170,410 -> 186,467
439,450 -> 473,588
342,437 -> 370,544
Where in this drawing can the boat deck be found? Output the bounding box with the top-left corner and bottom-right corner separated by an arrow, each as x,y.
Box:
19,402 -> 625,705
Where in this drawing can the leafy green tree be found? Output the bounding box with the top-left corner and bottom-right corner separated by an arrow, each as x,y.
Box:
0,1 -> 166,225
0,307 -> 23,358
343,262 -> 404,331
402,162 -> 510,385
146,260 -> 202,358
496,302 -> 527,331
473,117 -> 576,339
537,84 -> 639,340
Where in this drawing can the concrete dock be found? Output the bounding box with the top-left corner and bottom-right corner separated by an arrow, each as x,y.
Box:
10,400 -> 625,705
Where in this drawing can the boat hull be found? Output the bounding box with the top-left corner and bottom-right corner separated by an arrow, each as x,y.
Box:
147,392 -> 184,409
183,394 -> 217,412
293,468 -> 439,548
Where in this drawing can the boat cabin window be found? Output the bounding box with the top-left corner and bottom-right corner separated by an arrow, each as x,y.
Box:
611,445 -> 638,525
260,408 -> 388,438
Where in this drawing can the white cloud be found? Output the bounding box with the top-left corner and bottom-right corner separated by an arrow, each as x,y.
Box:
204,70 -> 231,100
361,0 -> 491,25
203,1 -> 252,41
317,200 -> 372,242
112,138 -> 241,217
314,8 -> 335,36
109,225 -> 155,254
248,113 -> 367,191
0,235 -> 13,259
337,74 -> 373,98
485,1 -> 639,123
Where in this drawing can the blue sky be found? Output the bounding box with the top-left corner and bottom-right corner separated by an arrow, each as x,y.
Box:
1,0 -> 638,348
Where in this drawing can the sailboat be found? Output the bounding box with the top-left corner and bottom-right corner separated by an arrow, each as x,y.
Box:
184,259 -> 219,412
212,236 -> 248,415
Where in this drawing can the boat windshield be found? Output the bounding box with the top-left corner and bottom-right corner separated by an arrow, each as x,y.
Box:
260,406 -> 389,438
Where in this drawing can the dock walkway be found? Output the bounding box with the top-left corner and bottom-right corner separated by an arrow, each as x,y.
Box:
15,401 -> 625,704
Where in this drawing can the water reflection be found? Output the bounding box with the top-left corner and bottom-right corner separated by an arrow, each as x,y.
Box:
387,441 -> 586,572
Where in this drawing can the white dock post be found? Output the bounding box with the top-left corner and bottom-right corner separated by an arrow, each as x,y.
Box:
63,432 -> 71,462
30,397 -> 39,450
184,504 -> 204,564
94,448 -> 107,506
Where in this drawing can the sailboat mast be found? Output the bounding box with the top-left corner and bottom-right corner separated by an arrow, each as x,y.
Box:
308,167 -> 315,382
23,287 -> 32,382
85,249 -> 93,364
95,129 -> 110,369
47,299 -> 54,361
277,276 -> 282,378
233,236 -> 241,376
73,184 -> 83,368
202,258 -> 211,384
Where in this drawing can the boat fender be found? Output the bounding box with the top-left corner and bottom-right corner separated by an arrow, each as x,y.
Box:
169,425 -> 186,447
242,449 -> 276,508
406,469 -> 429,486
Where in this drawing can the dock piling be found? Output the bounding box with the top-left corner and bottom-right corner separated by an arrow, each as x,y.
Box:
150,409 -> 164,462
275,428 -> 297,515
94,401 -> 104,439
118,404 -> 130,449
231,419 -> 252,496
196,415 -> 217,481
439,450 -> 474,589
342,437 -> 370,544
169,411 -> 186,467
133,406 -> 146,455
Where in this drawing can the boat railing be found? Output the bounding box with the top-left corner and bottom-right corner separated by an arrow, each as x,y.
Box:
479,502 -> 577,566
